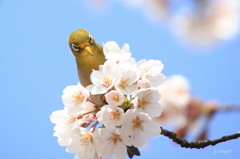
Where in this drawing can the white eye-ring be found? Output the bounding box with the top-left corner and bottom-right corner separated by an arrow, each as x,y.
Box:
89,34 -> 94,44
71,43 -> 80,52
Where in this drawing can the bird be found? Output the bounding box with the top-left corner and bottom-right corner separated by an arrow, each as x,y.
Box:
68,29 -> 106,87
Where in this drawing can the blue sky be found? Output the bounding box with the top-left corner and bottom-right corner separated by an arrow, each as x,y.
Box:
0,0 -> 240,159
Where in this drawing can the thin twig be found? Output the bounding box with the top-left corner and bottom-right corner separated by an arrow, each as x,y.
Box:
160,127 -> 240,149
82,109 -> 100,117
90,121 -> 99,133
217,104 -> 240,113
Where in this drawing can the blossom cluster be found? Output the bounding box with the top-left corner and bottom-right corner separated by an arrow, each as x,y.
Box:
122,0 -> 240,45
50,41 -> 165,159
173,0 -> 240,45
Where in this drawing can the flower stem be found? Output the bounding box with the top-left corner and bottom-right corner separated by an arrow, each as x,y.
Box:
82,108 -> 100,117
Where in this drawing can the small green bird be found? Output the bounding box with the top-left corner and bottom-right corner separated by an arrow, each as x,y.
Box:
68,29 -> 106,87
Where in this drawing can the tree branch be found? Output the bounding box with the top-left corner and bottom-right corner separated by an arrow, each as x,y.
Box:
160,127 -> 240,149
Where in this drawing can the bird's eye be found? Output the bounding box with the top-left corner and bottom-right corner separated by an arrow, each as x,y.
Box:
89,34 -> 94,44
71,43 -> 80,52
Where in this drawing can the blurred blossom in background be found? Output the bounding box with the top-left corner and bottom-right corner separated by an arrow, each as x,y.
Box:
90,0 -> 240,46
156,75 -> 191,129
118,0 -> 171,21
82,0 -> 109,15
155,75 -> 220,141
173,0 -> 240,46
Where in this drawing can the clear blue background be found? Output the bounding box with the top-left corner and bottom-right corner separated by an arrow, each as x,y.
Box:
0,0 -> 239,159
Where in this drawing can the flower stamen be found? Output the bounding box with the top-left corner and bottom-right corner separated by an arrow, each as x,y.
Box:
72,92 -> 84,103
110,111 -> 121,120
112,94 -> 120,102
80,133 -> 93,146
138,98 -> 149,109
67,116 -> 77,124
108,133 -> 121,144
102,76 -> 112,88
132,116 -> 143,130
119,78 -> 129,88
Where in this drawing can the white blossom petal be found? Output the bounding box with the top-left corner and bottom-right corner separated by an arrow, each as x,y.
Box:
103,41 -> 131,62
62,83 -> 89,114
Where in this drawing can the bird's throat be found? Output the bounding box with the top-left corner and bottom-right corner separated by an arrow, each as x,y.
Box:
76,53 -> 105,87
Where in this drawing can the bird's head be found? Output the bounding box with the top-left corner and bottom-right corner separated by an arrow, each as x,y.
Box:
68,29 -> 96,58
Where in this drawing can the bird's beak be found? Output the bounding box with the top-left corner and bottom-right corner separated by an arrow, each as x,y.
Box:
84,45 -> 93,56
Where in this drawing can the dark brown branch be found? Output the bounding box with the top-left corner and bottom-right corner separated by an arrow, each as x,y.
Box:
160,127 -> 240,149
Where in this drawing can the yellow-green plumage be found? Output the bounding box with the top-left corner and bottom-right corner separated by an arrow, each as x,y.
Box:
68,29 -> 106,87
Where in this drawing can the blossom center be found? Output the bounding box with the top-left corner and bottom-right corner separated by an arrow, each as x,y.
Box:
119,78 -> 129,88
80,133 -> 93,145
110,110 -> 121,120
108,133 -> 122,144
132,116 -> 143,130
72,92 -> 84,103
102,76 -> 112,88
112,94 -> 120,102
146,73 -> 152,78
176,87 -> 186,95
67,116 -> 77,124
138,98 -> 149,109
143,68 -> 153,78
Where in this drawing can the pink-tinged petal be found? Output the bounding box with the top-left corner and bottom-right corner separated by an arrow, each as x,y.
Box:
149,60 -> 164,74
137,79 -> 151,89
120,133 -> 132,146
90,70 -> 103,85
102,60 -> 121,77
134,89 -> 163,117
122,43 -> 130,52
113,143 -> 128,159
103,41 -> 120,56
91,84 -> 107,95
58,137 -> 69,146
144,120 -> 161,136
149,73 -> 166,86
50,110 -> 68,124
132,132 -> 147,147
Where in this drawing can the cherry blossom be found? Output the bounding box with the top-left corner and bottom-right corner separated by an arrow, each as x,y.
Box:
90,60 -> 122,95
116,58 -> 139,95
121,109 -> 161,147
50,110 -> 78,146
96,105 -> 124,128
134,88 -> 162,117
138,59 -> 165,87
66,128 -> 98,159
62,83 -> 89,114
